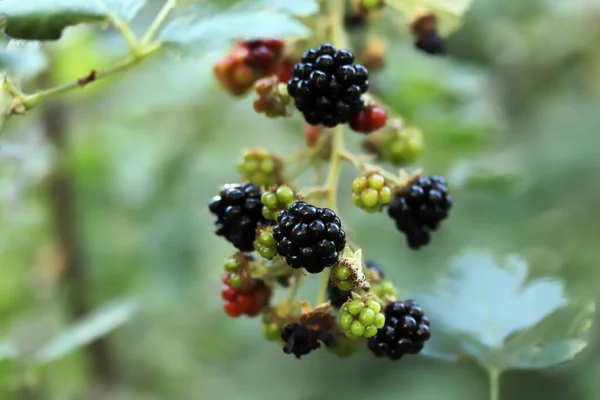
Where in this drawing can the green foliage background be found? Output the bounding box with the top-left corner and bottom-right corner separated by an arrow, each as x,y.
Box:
1,0 -> 600,399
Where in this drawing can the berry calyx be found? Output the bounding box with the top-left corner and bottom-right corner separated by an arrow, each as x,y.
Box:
272,201 -> 346,274
288,44 -> 369,128
351,171 -> 393,213
208,182 -> 267,251
281,323 -> 334,358
388,175 -> 452,249
222,276 -> 271,318
328,258 -> 379,308
237,148 -> 283,188
254,228 -> 278,260
260,185 -> 297,221
350,105 -> 387,134
340,297 -> 386,338
368,300 -> 431,359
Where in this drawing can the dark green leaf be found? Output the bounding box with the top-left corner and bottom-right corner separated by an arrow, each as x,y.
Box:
32,299 -> 139,365
160,1 -> 310,54
0,0 -> 107,40
418,249 -> 592,371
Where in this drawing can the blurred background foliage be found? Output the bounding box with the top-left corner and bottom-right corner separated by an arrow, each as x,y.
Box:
0,0 -> 599,399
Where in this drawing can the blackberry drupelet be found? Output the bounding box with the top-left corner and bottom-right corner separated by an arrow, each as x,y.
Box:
387,175 -> 452,250
209,183 -> 266,251
327,260 -> 385,308
287,43 -> 369,128
281,323 -> 334,358
368,300 -> 431,360
272,201 -> 346,274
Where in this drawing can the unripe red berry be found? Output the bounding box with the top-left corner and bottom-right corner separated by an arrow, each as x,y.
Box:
304,124 -> 324,146
350,106 -> 387,133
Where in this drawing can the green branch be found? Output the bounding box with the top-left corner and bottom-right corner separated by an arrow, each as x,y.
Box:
142,0 -> 179,44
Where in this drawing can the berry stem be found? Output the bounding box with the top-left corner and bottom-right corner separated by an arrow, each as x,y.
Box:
20,43 -> 162,110
488,367 -> 501,400
339,151 -> 405,186
315,267 -> 331,305
141,0 -> 179,45
289,270 -> 303,301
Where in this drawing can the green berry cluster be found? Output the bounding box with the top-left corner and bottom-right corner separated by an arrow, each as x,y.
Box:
237,148 -> 282,188
254,228 -> 278,259
340,298 -> 386,338
380,125 -> 424,166
261,302 -> 300,342
351,172 -> 393,213
223,253 -> 249,288
332,263 -> 354,291
371,280 -> 398,300
261,185 -> 297,220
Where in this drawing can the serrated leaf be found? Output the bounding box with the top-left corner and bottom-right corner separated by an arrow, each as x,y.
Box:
0,40 -> 48,81
32,299 -> 139,365
387,0 -> 473,36
160,1 -> 310,54
0,0 -> 107,40
417,249 -> 591,371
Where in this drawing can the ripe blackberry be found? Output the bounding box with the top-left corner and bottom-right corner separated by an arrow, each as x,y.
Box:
272,201 -> 346,274
287,44 -> 369,128
387,176 -> 452,250
415,31 -> 446,55
367,300 -> 431,360
281,323 -> 333,358
209,183 -> 266,251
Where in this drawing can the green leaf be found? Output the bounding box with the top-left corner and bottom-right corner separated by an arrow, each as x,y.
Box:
97,0 -> 148,21
386,0 -> 473,36
0,0 -> 107,40
0,40 -> 48,80
449,157 -> 525,194
0,0 -> 146,41
160,1 -> 310,54
32,298 -> 139,365
417,249 -> 592,371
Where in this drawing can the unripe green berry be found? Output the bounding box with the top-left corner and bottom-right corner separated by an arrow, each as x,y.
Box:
358,307 -> 375,325
350,320 -> 366,337
238,149 -> 281,187
348,299 -> 365,315
340,312 -> 354,329
365,299 -> 381,314
258,246 -> 277,259
337,281 -> 353,291
380,126 -> 424,166
374,313 -> 386,329
275,186 -> 294,203
259,231 -> 276,246
364,325 -> 379,338
224,257 -> 239,272
335,265 -> 352,281
351,172 -> 394,213
361,0 -> 383,11
228,273 -> 243,288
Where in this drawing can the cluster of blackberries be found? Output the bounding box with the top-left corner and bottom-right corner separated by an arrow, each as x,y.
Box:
388,176 -> 452,249
209,183 -> 267,251
368,300 -> 431,360
281,323 -> 334,358
272,201 -> 346,274
287,43 -> 369,128
328,260 -> 384,308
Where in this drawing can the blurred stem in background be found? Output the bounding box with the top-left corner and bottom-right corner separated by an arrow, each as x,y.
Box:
40,76 -> 114,384
489,368 -> 501,400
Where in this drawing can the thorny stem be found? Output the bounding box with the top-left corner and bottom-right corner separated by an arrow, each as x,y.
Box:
489,367 -> 501,400
141,0 -> 179,44
315,0 -> 347,307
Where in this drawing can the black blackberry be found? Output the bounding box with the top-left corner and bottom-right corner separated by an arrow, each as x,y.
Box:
387,175 -> 452,250
327,260 -> 384,308
208,183 -> 266,251
272,201 -> 346,274
287,44 -> 369,128
281,323 -> 334,358
368,300 -> 431,360
415,31 -> 446,55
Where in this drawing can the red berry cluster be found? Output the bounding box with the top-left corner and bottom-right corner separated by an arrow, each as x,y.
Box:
350,105 -> 387,133
221,273 -> 271,317
213,39 -> 295,96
